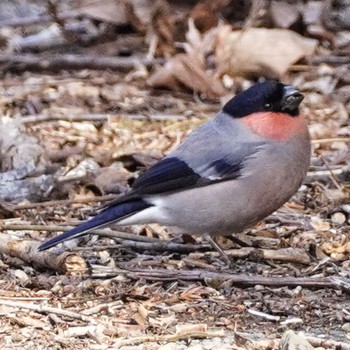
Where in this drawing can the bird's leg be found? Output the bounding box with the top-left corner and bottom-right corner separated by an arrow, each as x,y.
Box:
204,234 -> 232,266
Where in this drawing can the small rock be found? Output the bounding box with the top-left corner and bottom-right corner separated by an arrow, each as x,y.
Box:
254,285 -> 265,291
12,269 -> 30,284
342,323 -> 350,332
279,330 -> 314,350
342,204 -> 350,214
331,212 -> 347,225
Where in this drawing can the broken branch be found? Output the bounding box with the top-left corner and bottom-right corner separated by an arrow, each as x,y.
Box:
0,53 -> 164,72
0,300 -> 91,322
0,233 -> 87,274
91,265 -> 350,293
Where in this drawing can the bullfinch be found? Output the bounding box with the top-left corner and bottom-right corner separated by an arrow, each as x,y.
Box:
38,81 -> 311,252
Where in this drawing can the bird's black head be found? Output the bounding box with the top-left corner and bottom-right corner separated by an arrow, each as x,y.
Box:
223,81 -> 304,118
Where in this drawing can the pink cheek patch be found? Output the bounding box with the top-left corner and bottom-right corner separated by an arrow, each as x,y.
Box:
241,112 -> 306,141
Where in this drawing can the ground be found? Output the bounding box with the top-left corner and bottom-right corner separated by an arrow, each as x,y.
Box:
0,1 -> 350,349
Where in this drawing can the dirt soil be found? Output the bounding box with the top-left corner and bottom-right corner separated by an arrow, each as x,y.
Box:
0,1 -> 350,349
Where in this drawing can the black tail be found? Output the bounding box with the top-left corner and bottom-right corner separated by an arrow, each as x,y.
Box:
38,199 -> 150,251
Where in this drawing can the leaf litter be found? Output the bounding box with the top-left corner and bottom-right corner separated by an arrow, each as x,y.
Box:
0,0 -> 350,349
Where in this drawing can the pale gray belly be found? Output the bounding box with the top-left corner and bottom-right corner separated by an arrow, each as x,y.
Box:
147,140 -> 310,236
149,175 -> 299,235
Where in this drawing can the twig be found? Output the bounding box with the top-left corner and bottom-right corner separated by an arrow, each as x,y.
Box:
10,194 -> 115,210
312,137 -> 350,144
319,155 -> 343,190
306,166 -> 350,183
120,239 -> 210,253
189,247 -> 311,264
247,309 -> 280,321
0,296 -> 50,301
330,276 -> 350,294
0,233 -> 87,274
20,113 -> 185,124
1,223 -> 310,262
0,53 -> 164,72
63,324 -> 105,340
113,330 -> 225,347
234,233 -> 280,249
182,257 -> 217,271
0,300 -> 91,322
82,301 -> 123,316
91,265 -> 350,293
4,222 -> 313,265
306,336 -> 350,350
308,55 -> 350,65
21,113 -> 110,124
0,11 -> 81,28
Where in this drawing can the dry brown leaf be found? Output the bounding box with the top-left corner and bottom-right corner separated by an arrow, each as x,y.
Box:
148,19 -> 225,97
189,1 -> 222,33
148,53 -> 225,98
184,19 -> 219,61
77,0 -> 129,25
216,26 -> 318,78
149,0 -> 176,57
88,166 -> 132,194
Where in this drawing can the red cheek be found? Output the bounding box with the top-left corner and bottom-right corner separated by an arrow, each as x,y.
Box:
241,112 -> 307,141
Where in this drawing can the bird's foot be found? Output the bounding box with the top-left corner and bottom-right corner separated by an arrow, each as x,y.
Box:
204,234 -> 234,268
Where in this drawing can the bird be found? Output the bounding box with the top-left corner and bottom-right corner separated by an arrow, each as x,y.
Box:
38,81 -> 311,256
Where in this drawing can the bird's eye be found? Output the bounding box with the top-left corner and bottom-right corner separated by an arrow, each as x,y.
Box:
264,103 -> 272,109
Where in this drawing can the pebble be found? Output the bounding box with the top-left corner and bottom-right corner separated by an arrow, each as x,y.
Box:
331,212 -> 347,225
342,323 -> 350,332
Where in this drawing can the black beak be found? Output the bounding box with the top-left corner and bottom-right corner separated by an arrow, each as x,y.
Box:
281,86 -> 304,115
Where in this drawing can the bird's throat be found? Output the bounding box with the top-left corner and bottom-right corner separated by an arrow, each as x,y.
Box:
241,112 -> 307,141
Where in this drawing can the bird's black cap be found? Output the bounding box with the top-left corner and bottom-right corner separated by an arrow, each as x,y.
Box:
223,81 -> 304,118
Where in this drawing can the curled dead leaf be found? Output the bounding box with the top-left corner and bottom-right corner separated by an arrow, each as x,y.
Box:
216,26 -> 317,78
87,166 -> 132,195
148,53 -> 225,98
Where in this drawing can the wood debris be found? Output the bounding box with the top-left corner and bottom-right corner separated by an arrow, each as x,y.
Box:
0,0 -> 350,348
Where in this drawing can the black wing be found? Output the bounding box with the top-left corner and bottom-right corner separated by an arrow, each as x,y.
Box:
132,156 -> 243,195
